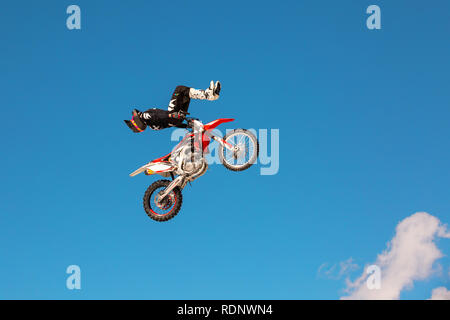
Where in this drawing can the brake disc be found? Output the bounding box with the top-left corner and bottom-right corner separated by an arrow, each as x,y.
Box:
155,191 -> 175,210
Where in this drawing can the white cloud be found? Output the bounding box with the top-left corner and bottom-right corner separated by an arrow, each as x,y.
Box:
341,212 -> 449,300
429,287 -> 450,300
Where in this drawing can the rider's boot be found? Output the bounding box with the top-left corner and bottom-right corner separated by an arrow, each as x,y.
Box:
124,108 -> 147,133
188,81 -> 221,101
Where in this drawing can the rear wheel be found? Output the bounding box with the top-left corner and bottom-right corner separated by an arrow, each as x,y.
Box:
219,129 -> 259,172
143,180 -> 182,222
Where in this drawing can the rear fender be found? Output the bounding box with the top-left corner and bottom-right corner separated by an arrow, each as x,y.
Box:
129,161 -> 175,177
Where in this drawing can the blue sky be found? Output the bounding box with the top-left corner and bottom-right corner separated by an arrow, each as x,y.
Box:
0,0 -> 449,299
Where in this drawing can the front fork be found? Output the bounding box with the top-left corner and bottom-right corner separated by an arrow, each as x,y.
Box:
157,175 -> 186,202
211,135 -> 234,151
212,134 -> 243,160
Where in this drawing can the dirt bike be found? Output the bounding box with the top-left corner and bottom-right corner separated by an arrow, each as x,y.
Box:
129,115 -> 259,222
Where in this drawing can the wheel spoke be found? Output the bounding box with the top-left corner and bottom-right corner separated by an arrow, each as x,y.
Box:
237,134 -> 245,145
223,132 -> 256,168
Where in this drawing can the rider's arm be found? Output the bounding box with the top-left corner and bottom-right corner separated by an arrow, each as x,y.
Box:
167,112 -> 189,129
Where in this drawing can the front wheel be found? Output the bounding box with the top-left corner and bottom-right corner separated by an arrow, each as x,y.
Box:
143,180 -> 183,222
219,129 -> 259,172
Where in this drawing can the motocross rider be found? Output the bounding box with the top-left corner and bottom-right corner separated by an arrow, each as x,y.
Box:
124,81 -> 221,132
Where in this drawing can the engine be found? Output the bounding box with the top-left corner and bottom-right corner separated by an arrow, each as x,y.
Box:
170,140 -> 208,181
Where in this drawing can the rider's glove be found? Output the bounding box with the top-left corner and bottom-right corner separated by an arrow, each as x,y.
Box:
168,111 -> 186,120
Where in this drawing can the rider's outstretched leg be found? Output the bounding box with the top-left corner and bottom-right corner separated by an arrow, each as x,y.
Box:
167,85 -> 192,113
167,81 -> 221,113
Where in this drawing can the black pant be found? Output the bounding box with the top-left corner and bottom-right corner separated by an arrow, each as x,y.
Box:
168,85 -> 192,113
126,86 -> 192,132
140,86 -> 192,130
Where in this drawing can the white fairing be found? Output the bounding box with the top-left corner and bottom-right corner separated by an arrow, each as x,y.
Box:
148,163 -> 173,172
129,162 -> 174,177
